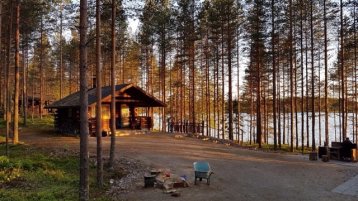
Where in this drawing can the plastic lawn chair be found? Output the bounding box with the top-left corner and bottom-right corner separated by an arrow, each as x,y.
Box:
193,161 -> 213,185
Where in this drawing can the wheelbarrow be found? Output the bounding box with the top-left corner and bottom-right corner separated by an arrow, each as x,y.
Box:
193,161 -> 213,185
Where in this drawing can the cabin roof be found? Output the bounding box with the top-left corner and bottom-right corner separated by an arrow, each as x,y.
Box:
46,84 -> 165,108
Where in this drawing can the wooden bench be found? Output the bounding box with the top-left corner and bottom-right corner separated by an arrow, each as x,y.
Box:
329,142 -> 357,161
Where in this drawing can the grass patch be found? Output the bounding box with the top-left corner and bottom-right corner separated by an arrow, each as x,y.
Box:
0,144 -> 112,201
0,116 -> 54,130
240,142 -> 314,154
24,116 -> 54,129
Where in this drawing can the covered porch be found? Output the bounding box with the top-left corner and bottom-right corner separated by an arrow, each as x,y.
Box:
88,103 -> 154,136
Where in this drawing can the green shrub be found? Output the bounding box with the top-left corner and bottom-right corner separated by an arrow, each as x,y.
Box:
0,156 -> 12,169
21,160 -> 35,171
0,167 -> 21,183
0,156 -> 22,183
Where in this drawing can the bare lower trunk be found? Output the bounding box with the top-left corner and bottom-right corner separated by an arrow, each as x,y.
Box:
310,1 -> 316,151
289,0 -> 294,152
95,0 -> 103,187
22,45 -> 28,126
324,0 -> 329,146
13,0 -> 20,144
272,0 -> 277,150
227,19 -> 233,140
300,0 -> 305,152
109,0 -> 117,168
39,18 -> 44,119
6,0 -> 13,156
0,3 -> 2,111
340,0 -> 346,139
79,0 -> 89,200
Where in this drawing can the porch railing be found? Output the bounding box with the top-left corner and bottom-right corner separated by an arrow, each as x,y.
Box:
168,121 -> 205,134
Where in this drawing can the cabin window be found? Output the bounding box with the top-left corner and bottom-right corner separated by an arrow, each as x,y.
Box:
121,104 -> 129,117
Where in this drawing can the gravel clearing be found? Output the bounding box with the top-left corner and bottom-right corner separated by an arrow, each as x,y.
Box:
20,129 -> 358,201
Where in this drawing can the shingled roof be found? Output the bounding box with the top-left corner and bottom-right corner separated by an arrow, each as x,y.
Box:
46,84 -> 165,108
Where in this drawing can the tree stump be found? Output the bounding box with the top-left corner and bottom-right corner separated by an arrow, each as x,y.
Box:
309,152 -> 317,161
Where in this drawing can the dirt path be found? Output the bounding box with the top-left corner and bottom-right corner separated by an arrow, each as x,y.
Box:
20,129 -> 358,201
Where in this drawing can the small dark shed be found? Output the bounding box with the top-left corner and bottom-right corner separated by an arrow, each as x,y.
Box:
45,84 -> 165,134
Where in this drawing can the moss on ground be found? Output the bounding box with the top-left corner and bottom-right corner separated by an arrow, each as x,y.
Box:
0,144 -> 111,201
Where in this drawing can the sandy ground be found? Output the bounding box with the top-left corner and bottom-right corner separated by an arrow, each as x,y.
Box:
18,129 -> 358,201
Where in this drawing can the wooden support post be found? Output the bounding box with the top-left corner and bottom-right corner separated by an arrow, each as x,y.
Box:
129,106 -> 136,129
202,121 -> 205,135
117,103 -> 122,129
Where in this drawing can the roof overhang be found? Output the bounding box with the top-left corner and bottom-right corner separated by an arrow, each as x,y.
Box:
46,84 -> 165,109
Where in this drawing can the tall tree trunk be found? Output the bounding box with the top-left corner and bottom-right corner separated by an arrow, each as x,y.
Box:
60,2 -> 63,99
214,48 -> 218,137
272,0 -> 277,150
0,2 -> 2,112
227,14 -> 233,141
340,0 -> 346,139
256,58 -> 262,148
216,48 -> 220,138
221,24 -> 225,139
250,78 -> 253,144
13,0 -> 20,144
39,18 -> 43,119
236,29 -> 241,143
31,76 -> 34,122
300,0 -> 305,152
289,0 -> 294,152
318,51 -> 321,146
190,0 -> 195,133
79,0 -> 89,199
324,0 -> 329,146
310,0 -> 316,151
5,0 -> 13,156
294,53 -> 298,149
263,85 -> 268,143
333,81 -> 337,141
109,0 -> 117,168
277,34 -> 281,148
354,2 -> 357,145
161,45 -> 166,132
23,45 -> 28,126
206,30 -> 210,137
95,0 -> 103,187
338,68 -> 342,141
282,57 -> 286,145
305,20 -> 310,148
69,60 -> 72,94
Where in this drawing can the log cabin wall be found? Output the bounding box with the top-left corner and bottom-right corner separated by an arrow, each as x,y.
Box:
54,107 -> 80,134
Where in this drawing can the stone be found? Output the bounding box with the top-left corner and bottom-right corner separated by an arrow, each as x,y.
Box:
322,155 -> 329,162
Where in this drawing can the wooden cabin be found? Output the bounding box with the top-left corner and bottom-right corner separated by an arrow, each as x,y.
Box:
45,84 -> 165,134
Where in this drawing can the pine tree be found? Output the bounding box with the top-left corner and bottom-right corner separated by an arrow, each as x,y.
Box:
79,0 -> 89,199
245,0 -> 267,148
109,0 -> 117,168
95,0 -> 103,187
13,0 -> 20,144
